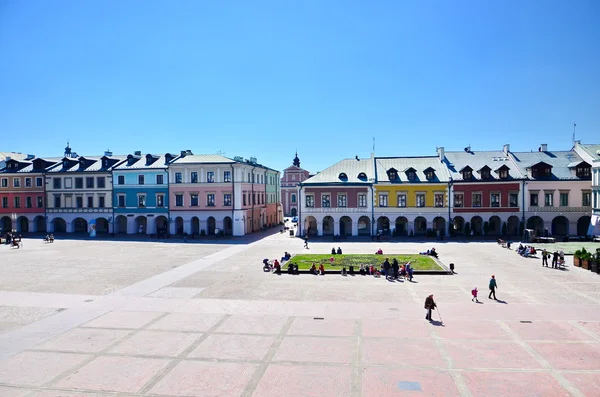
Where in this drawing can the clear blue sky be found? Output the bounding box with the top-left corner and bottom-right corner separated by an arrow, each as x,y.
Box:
1,0 -> 599,174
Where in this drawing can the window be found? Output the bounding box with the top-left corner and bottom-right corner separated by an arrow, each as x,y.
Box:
559,192 -> 569,207
65,178 -> 72,189
252,193 -> 256,204
36,177 -> 43,187
509,193 -> 518,207
53,178 -> 61,189
25,178 -> 32,187
75,177 -> 83,189
530,193 -> 539,206
87,196 -> 93,208
54,195 -> 61,208
138,175 -> 145,185
118,195 -> 125,207
1,178 -> 8,187
491,193 -> 500,207
243,194 -> 247,206
85,177 -> 94,188
398,194 -> 406,207
224,193 -> 232,206
37,196 -> 43,208
117,175 -> 125,185
379,194 -> 388,207
190,194 -> 199,206
175,172 -> 182,183
338,194 -> 347,207
291,194 -> 297,203
97,177 -> 105,188
175,194 -> 183,207
14,197 -> 20,208
98,196 -> 105,208
207,172 -> 214,183
156,174 -> 164,184
481,169 -> 490,179
499,168 -> 509,179
25,197 -> 32,208
544,192 -> 553,207
472,193 -> 482,207
138,195 -> 146,207
322,194 -> 331,208
583,192 -> 591,206
532,167 -> 551,178
462,170 -> 472,179
157,194 -> 164,207
207,193 -> 215,206
416,193 -> 426,207
407,171 -> 416,180
306,195 -> 315,207
191,172 -> 198,183
425,171 -> 435,180
13,178 -> 20,188
76,196 -> 83,208
454,193 -> 464,207
1,197 -> 7,208
252,173 -> 255,183
358,194 -> 367,207
576,165 -> 591,178
434,193 -> 444,207
224,171 -> 231,182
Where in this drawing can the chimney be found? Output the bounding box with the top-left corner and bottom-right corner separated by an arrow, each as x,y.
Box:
540,144 -> 548,152
134,151 -> 141,156
437,147 -> 445,161
26,154 -> 35,160
104,151 -> 113,156
503,144 -> 510,155
180,150 -> 186,157
165,153 -> 173,164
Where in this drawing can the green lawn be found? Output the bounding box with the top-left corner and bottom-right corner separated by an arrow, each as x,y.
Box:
530,242 -> 600,255
289,254 -> 443,271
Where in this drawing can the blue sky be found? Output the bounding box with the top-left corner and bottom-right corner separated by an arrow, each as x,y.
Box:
1,0 -> 599,174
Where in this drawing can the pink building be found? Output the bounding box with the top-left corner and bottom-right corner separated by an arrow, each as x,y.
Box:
281,152 -> 310,217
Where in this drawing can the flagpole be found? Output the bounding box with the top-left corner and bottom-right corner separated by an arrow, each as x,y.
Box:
572,122 -> 576,145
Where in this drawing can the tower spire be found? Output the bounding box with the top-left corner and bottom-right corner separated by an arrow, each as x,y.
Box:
293,150 -> 300,167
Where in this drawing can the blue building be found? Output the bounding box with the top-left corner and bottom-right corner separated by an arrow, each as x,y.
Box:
112,152 -> 173,235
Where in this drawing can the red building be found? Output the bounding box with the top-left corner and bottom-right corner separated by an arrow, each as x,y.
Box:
0,156 -> 57,233
281,152 -> 311,217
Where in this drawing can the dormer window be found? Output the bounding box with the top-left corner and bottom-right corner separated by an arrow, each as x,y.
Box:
63,160 -> 69,168
481,169 -> 490,179
424,167 -> 436,181
403,167 -> 416,181
576,164 -> 591,178
357,172 -> 367,181
338,172 -> 348,181
531,163 -> 552,178
386,168 -> 398,181
499,168 -> 509,179
102,159 -> 108,168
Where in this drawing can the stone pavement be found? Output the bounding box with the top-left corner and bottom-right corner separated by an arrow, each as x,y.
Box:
1,230 -> 600,396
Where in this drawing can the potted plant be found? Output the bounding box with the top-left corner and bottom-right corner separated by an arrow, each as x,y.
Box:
574,249 -> 582,267
582,250 -> 593,270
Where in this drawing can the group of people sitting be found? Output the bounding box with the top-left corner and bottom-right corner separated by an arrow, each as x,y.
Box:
5,233 -> 23,248
517,244 -> 537,257
380,258 -> 414,281
419,247 -> 438,258
264,257 -> 300,275
331,247 -> 343,255
43,234 -> 55,243
309,263 -> 326,275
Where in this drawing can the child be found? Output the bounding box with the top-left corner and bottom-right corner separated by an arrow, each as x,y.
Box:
471,287 -> 479,303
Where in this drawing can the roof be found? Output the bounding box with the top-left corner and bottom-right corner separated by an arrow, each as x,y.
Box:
509,150 -> 587,180
375,156 -> 451,183
113,154 -> 169,170
302,157 -> 374,185
578,143 -> 600,161
444,150 -> 524,181
170,154 -> 235,165
46,155 -> 126,173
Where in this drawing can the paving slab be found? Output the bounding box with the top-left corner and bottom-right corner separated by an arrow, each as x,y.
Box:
252,364 -> 352,397
362,368 -> 459,397
461,371 -> 573,396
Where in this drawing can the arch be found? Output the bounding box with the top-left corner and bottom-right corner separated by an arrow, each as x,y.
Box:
433,217 -> 446,234
377,216 -> 390,235
507,216 -> 520,236
175,217 -> 184,234
470,216 -> 483,235
488,216 -> 502,235
190,217 -> 200,235
552,216 -> 569,236
577,216 -> 591,237
322,216 -> 334,236
207,216 -> 216,235
339,216 -> 352,236
526,216 -> 544,236
0,216 -> 12,232
52,217 -> 67,233
155,215 -> 168,236
290,208 -> 297,217
395,216 -> 408,236
73,217 -> 88,233
223,216 -> 233,235
17,216 -> 29,233
452,216 -> 465,234
34,215 -> 46,233
304,216 -> 317,235
135,216 -> 147,233
414,216 -> 427,235
358,216 -> 371,236
95,217 -> 109,233
116,215 -> 128,234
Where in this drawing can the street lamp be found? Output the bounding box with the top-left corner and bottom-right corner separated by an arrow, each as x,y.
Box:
447,177 -> 454,237
11,213 -> 17,233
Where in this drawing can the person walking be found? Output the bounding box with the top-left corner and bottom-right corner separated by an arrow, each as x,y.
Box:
488,275 -> 498,300
471,287 -> 479,303
304,235 -> 309,249
424,294 -> 437,321
552,251 -> 559,268
542,248 -> 548,267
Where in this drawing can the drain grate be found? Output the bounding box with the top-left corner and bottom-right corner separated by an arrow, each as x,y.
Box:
84,300 -> 93,302
313,317 -> 324,320
398,381 -> 422,391
520,320 -> 532,323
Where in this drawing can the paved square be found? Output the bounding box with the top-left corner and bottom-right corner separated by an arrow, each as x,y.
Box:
2,233 -> 600,396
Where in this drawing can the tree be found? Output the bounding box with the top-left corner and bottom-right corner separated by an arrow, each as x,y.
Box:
464,222 -> 471,236
501,221 -> 507,236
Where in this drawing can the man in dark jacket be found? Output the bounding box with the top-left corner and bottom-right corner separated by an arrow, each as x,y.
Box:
488,275 -> 498,300
424,294 -> 436,321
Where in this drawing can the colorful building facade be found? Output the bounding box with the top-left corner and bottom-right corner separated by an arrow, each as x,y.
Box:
265,168 -> 283,226
574,142 -> 600,236
281,152 -> 311,217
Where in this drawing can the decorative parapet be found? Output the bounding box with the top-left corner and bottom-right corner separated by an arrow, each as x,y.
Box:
47,208 -> 112,213
527,206 -> 592,212
302,207 -> 367,213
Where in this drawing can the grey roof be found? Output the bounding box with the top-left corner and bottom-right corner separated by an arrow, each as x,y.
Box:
578,143 -> 600,161
302,157 -> 374,184
444,150 -> 525,181
509,150 -> 587,180
170,154 -> 235,165
375,156 -> 451,183
113,154 -> 168,170
0,152 -> 29,161
46,155 -> 126,173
